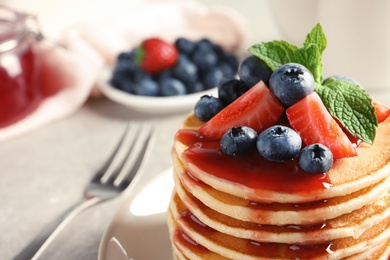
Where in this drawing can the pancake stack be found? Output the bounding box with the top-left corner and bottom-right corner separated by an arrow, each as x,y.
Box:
167,113 -> 390,260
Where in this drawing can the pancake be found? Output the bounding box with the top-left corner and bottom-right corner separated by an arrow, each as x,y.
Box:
173,148 -> 390,225
168,113 -> 390,259
174,114 -> 390,204
169,191 -> 390,260
172,173 -> 390,244
344,240 -> 387,260
167,208 -> 228,260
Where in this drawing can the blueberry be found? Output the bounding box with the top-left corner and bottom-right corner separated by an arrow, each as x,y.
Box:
257,125 -> 302,162
202,67 -> 224,90
220,126 -> 258,155
172,55 -> 198,85
299,143 -> 333,173
117,52 -> 132,63
155,69 -> 172,82
160,78 -> 187,96
118,48 -> 137,61
238,55 -> 272,87
194,95 -> 224,121
218,62 -> 236,78
131,78 -> 159,96
223,53 -> 239,72
186,81 -> 204,94
323,75 -> 363,89
175,38 -> 196,55
218,78 -> 250,106
192,48 -> 218,72
110,62 -> 137,89
194,38 -> 213,52
110,70 -> 130,90
269,63 -> 314,107
112,58 -> 135,75
212,43 -> 225,58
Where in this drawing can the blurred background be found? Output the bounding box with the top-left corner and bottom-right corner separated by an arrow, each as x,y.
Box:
3,0 -> 390,100
2,0 -> 280,43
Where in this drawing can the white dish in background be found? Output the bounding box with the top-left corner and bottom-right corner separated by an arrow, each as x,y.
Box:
98,67 -> 218,115
98,167 -> 174,260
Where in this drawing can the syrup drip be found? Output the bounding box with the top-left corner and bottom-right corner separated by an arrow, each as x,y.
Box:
173,229 -> 210,255
176,129 -> 332,195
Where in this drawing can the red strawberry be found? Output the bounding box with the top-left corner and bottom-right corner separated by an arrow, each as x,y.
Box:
343,127 -> 361,147
136,38 -> 178,74
373,101 -> 390,123
344,102 -> 389,146
199,81 -> 284,139
286,92 -> 357,158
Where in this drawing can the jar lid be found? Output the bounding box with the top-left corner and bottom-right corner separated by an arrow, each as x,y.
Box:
0,5 -> 31,52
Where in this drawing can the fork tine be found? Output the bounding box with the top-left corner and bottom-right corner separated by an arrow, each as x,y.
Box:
92,122 -> 138,184
100,123 -> 142,184
114,124 -> 155,188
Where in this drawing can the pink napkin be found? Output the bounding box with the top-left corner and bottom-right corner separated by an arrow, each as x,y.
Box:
0,0 -> 249,142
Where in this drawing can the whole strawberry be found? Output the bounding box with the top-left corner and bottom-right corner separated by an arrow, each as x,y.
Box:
136,37 -> 178,74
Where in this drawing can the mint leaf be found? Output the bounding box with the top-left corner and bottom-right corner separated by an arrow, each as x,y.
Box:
248,40 -> 298,71
316,78 -> 377,144
249,23 -> 326,84
303,23 -> 327,54
296,44 -> 323,83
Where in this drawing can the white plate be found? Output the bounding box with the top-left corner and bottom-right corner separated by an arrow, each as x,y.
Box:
98,67 -> 218,115
98,167 -> 174,260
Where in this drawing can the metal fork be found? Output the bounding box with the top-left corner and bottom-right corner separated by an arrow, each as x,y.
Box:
13,122 -> 155,260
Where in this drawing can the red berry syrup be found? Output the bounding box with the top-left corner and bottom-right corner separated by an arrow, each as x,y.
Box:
176,129 -> 332,196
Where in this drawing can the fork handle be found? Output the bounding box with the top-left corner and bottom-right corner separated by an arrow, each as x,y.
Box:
13,197 -> 101,260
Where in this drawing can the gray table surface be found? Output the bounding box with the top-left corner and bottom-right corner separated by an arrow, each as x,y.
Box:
0,97 -> 187,260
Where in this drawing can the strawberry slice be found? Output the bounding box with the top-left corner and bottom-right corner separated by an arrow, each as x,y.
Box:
343,127 -> 361,147
286,92 -> 356,158
199,81 -> 284,139
373,101 -> 390,123
344,102 -> 389,146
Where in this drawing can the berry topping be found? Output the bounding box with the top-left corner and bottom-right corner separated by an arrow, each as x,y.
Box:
136,38 -> 178,74
194,95 -> 224,122
217,78 -> 250,106
199,81 -> 284,139
220,126 -> 258,155
257,125 -> 302,162
238,55 -> 272,87
373,101 -> 390,123
286,92 -> 357,158
299,143 -> 333,174
269,63 -> 315,107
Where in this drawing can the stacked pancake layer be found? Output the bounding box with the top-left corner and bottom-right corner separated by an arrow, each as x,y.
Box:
167,113 -> 390,259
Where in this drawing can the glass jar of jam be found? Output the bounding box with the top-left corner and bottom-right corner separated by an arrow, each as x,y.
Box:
0,5 -> 44,128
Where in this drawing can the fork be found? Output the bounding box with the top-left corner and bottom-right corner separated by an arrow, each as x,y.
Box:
13,122 -> 155,260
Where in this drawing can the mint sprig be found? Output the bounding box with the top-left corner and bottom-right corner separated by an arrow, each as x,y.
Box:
316,78 -> 377,144
249,23 -> 326,84
248,23 -> 378,144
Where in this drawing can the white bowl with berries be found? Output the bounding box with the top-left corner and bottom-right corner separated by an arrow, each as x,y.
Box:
99,37 -> 238,115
